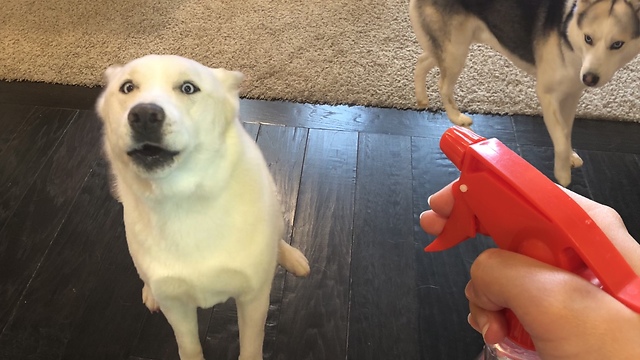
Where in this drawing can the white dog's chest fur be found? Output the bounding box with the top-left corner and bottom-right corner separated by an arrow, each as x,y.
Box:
119,155 -> 282,308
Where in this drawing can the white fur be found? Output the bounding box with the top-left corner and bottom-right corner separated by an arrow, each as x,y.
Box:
410,0 -> 640,186
96,55 -> 310,360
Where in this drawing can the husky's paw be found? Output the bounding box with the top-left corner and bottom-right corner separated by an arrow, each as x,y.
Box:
570,151 -> 583,168
451,113 -> 473,127
142,283 -> 160,313
279,244 -> 311,277
416,97 -> 429,109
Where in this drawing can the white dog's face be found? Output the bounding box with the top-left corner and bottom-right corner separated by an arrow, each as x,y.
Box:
97,55 -> 243,178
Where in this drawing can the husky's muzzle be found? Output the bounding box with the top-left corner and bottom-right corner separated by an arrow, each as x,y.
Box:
127,103 -> 179,171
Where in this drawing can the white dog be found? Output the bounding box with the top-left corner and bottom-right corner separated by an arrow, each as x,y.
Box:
410,0 -> 640,186
96,54 -> 310,360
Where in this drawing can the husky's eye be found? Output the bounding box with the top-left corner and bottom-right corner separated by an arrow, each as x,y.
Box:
610,41 -> 624,50
119,81 -> 136,94
180,82 -> 200,95
584,34 -> 593,45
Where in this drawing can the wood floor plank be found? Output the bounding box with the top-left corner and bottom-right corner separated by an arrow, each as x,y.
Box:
0,104 -> 33,156
581,151 -> 640,240
240,99 -> 516,140
513,115 -> 640,153
0,107 -> 77,230
61,164 -> 146,360
203,125 -> 309,359
411,136 -> 487,359
272,129 -> 358,360
0,110 -> 102,334
0,160 -> 120,359
242,121 -> 260,140
347,133 -> 419,360
0,81 -> 102,110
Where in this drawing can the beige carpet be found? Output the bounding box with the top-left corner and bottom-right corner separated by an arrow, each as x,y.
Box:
2,0 -> 639,121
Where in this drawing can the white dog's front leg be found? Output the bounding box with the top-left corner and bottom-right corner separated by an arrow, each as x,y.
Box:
236,286 -> 270,360
537,87 -> 581,187
152,278 -> 204,360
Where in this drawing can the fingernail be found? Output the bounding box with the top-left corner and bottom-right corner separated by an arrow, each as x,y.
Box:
473,313 -> 491,342
467,313 -> 475,327
420,211 -> 427,220
427,195 -> 433,207
481,323 -> 491,344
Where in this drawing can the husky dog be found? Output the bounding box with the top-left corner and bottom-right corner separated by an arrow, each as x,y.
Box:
96,55 -> 310,360
410,0 -> 640,186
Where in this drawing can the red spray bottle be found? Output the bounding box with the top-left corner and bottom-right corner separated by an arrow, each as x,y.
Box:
425,126 -> 640,359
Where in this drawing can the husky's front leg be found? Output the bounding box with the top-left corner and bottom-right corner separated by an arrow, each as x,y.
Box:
537,86 -> 582,187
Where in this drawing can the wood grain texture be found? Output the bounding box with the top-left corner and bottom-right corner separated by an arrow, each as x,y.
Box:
0,110 -> 102,334
272,129 -> 358,360
411,136 -> 487,359
347,133 -> 419,360
0,160 -> 119,359
0,104 -> 33,155
242,121 -> 260,140
581,150 -> 640,240
240,99 -> 516,140
60,163 -> 146,360
0,107 -> 76,229
0,81 -> 102,110
514,115 -> 640,153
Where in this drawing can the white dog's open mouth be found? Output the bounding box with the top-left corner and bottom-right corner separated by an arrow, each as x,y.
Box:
127,143 -> 179,170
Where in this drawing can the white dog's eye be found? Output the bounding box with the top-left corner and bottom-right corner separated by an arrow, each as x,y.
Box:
610,41 -> 624,50
120,81 -> 136,94
584,34 -> 593,45
180,82 -> 200,95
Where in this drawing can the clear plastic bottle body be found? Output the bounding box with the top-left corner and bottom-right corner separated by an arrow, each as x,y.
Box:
476,338 -> 540,360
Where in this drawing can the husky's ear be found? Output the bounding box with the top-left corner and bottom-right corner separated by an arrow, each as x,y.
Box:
102,64 -> 123,85
576,0 -> 599,11
625,0 -> 640,12
211,68 -> 245,93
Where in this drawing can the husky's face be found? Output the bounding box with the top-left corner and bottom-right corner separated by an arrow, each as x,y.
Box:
96,55 -> 243,178
569,0 -> 640,87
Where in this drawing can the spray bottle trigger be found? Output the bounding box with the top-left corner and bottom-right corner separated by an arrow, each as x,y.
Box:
425,181 -> 479,252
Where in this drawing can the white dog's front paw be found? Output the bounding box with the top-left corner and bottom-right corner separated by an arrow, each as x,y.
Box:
570,151 -> 583,168
142,283 -> 160,313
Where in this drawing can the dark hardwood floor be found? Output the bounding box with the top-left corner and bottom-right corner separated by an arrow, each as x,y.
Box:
1,80 -> 639,360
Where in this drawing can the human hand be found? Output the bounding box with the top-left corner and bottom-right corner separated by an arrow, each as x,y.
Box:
420,182 -> 640,359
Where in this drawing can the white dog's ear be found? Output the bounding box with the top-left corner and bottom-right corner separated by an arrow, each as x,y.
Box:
211,68 -> 245,93
102,64 -> 123,85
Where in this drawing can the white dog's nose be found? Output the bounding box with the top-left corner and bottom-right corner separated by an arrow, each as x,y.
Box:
128,103 -> 165,142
